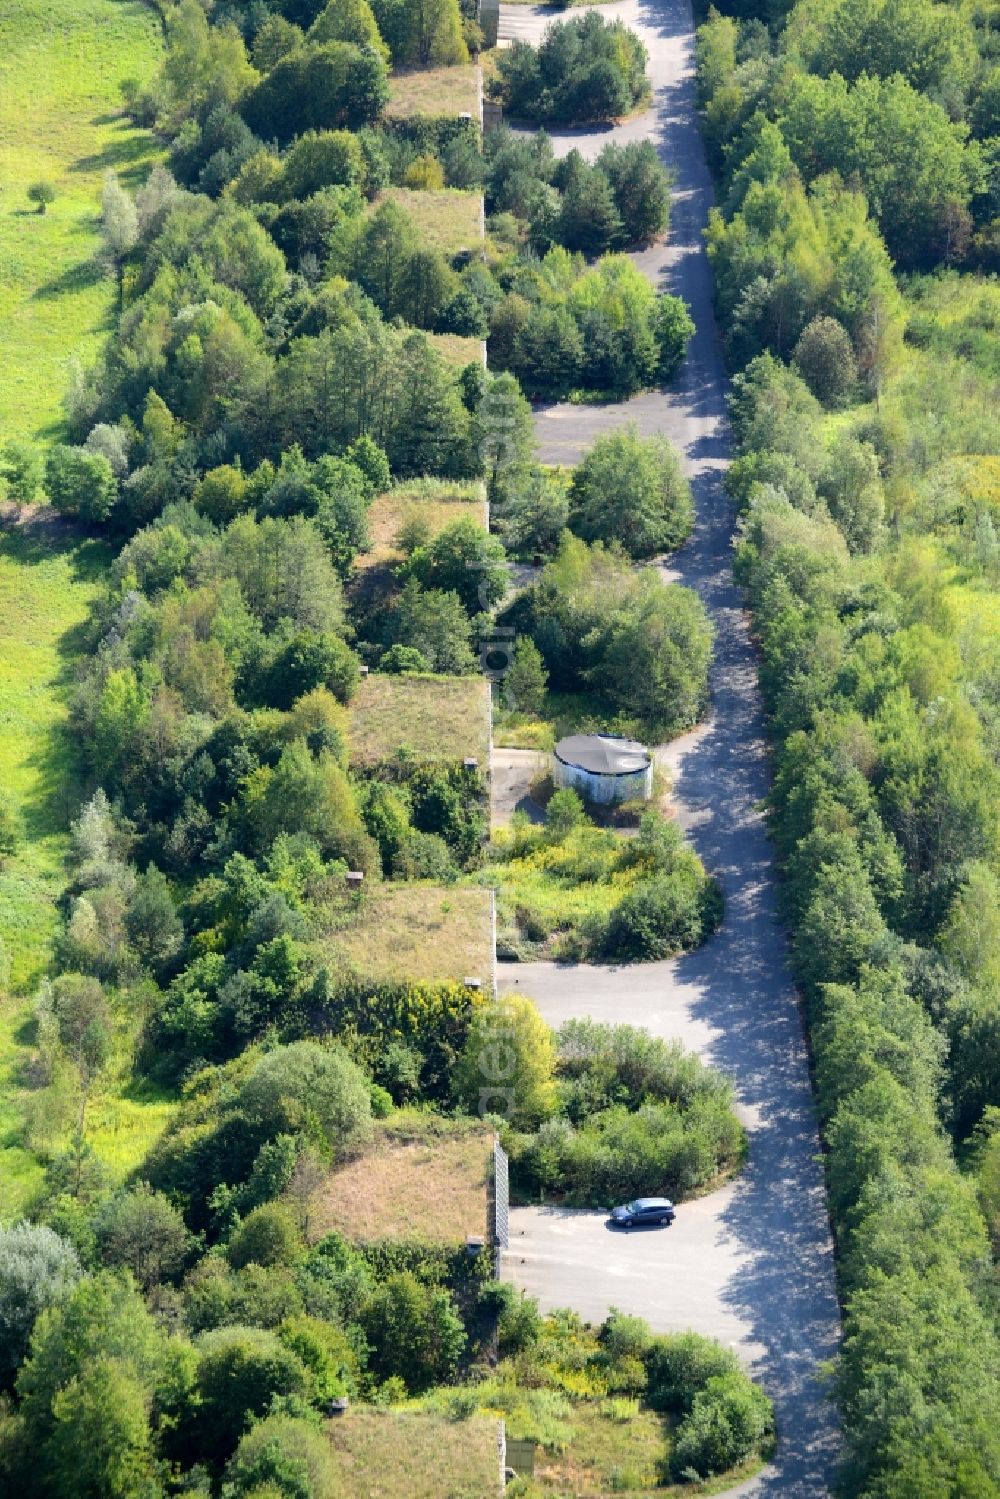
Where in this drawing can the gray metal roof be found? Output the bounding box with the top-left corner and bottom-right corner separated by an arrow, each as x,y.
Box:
554,733 -> 651,776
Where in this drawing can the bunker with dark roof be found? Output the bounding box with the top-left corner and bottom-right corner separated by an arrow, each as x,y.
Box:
553,733 -> 653,805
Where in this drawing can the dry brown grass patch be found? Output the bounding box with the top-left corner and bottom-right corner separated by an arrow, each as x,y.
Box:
348,672 -> 491,768
319,883 -> 492,984
326,1408 -> 501,1497
357,482 -> 486,573
386,65 -> 480,119
310,1113 -> 494,1246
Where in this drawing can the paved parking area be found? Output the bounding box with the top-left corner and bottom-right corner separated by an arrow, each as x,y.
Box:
503,1194 -> 764,1362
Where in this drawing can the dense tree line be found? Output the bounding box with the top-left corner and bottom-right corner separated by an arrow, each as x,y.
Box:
731,358 -> 1000,1494
698,0 -> 1000,1485
698,0 -> 998,273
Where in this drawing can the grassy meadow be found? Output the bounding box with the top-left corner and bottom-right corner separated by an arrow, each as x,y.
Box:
0,0 -> 163,441
349,672 -> 492,767
525,1408 -> 765,1497
0,0 -> 162,1219
378,187 -> 484,256
428,330 -> 485,367
326,1409 -> 501,1497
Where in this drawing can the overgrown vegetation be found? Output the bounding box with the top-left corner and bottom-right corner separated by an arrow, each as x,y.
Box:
0,0 -> 771,1491
485,128 -> 672,255
501,1016 -> 745,1206
419,1310 -> 774,1489
488,247 -> 692,399
488,793 -> 720,963
489,12 -> 650,124
503,536 -> 713,738
355,478 -> 486,575
698,0 -> 1000,1486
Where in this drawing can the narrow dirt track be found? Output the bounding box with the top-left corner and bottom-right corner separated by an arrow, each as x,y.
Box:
493,4 -> 843,1492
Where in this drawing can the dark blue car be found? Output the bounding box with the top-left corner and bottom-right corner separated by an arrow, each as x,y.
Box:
609,1197 -> 676,1229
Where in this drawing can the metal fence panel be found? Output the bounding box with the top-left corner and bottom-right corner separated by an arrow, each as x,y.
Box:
493,1137 -> 509,1250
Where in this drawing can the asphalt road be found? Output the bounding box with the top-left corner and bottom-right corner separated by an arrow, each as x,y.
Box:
494,4 -> 843,1493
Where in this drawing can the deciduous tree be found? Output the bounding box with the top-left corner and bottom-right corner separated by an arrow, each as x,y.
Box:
453,995 -> 556,1126
0,1224 -> 80,1381
568,425 -> 693,557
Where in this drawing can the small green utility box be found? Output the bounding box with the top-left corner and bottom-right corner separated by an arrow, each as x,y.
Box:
505,1437 -> 536,1478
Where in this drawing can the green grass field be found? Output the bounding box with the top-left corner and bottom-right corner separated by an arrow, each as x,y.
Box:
0,0 -> 162,440
0,523 -> 110,1216
0,0 -> 160,981
0,522 -> 110,991
0,0 -> 163,1219
527,1404 -> 764,1497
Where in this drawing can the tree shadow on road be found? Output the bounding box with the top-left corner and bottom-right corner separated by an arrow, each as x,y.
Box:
664,700 -> 844,1494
